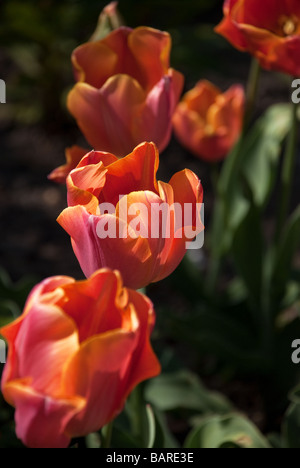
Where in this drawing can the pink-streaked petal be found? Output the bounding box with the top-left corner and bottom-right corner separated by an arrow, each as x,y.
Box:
57,205 -> 153,289
63,330 -> 138,436
3,380 -> 85,448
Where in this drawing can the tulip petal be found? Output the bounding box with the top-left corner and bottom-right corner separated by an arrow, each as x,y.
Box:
63,330 -> 139,436
1,277 -> 76,395
72,39 -> 119,88
99,142 -> 160,205
215,0 -> 248,50
77,150 -> 118,169
68,144 -> 159,209
57,205 -> 153,289
67,157 -> 108,214
129,27 -> 171,91
125,290 -> 161,388
151,170 -> 203,283
169,169 -> 203,208
67,75 -> 146,156
173,102 -> 209,157
10,303 -> 79,397
139,75 -> 177,153
116,190 -> 168,281
3,380 -> 85,448
185,80 -> 220,117
238,24 -> 300,75
56,270 -> 127,342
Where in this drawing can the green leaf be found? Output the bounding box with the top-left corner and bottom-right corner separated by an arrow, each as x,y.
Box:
151,408 -> 179,449
231,206 -> 264,309
145,370 -> 232,414
90,4 -> 124,42
110,426 -> 141,449
210,104 -> 291,264
241,104 -> 292,208
184,414 -> 271,449
85,433 -> 101,449
145,405 -> 156,449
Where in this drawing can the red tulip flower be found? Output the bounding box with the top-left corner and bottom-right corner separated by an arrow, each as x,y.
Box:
50,26 -> 184,184
173,80 -> 244,162
58,142 -> 204,290
216,0 -> 300,76
1,269 -> 160,448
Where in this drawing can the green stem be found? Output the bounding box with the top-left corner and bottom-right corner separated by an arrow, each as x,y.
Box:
244,58 -> 261,131
101,421 -> 113,448
206,58 -> 261,295
275,100 -> 298,243
130,384 -> 144,439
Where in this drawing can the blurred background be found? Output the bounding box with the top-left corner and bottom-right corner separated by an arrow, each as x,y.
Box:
0,0 -> 299,448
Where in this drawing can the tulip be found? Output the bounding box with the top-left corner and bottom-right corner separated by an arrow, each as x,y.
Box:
0,269 -> 160,448
216,0 -> 300,76
57,142 -> 203,290
50,26 -> 183,184
173,80 -> 244,162
67,26 -> 182,156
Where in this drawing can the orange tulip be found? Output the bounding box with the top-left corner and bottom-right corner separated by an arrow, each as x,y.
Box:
57,142 -> 204,290
216,0 -> 300,76
0,269 -> 160,448
173,80 -> 244,162
50,26 -> 184,184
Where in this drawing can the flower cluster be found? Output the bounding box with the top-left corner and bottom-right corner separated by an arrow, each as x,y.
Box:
5,0 -> 298,448
1,10 -> 204,448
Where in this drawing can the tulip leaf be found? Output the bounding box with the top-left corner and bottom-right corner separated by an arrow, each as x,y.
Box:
231,205 -> 264,310
241,103 -> 292,208
211,104 -> 291,263
90,3 -> 124,42
184,414 -> 271,449
110,426 -> 141,449
150,408 -> 179,449
145,370 -> 232,414
145,405 -> 156,449
85,433 -> 101,449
